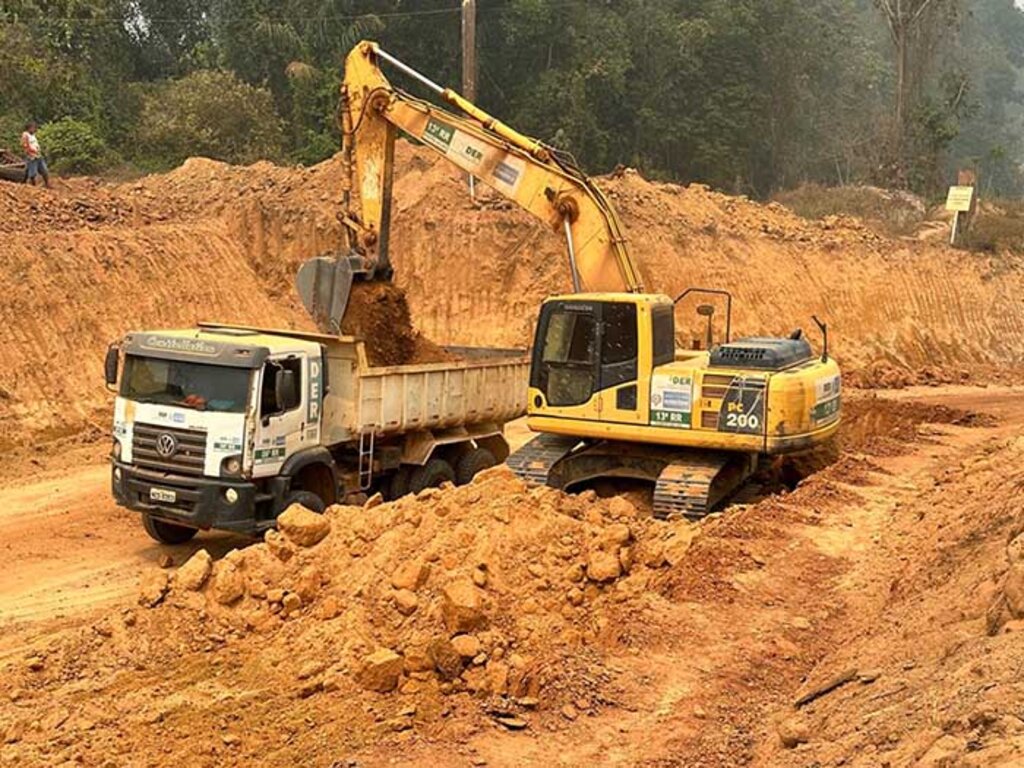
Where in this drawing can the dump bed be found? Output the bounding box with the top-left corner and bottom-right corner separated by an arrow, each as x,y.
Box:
320,338 -> 529,445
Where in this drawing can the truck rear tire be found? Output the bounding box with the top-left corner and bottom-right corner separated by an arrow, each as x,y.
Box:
409,458 -> 454,494
385,467 -> 412,501
283,490 -> 326,514
142,513 -> 198,545
456,448 -> 497,485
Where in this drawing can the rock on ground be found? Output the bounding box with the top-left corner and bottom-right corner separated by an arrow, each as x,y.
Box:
357,649 -> 404,692
277,504 -> 331,547
441,579 -> 487,634
138,571 -> 169,607
175,549 -> 212,591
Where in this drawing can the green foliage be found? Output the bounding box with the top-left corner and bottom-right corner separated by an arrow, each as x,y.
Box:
2,0 -> 1023,195
134,70 -> 285,167
37,118 -> 112,173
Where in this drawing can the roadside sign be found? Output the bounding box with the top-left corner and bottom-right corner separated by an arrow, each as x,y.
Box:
945,186 -> 974,212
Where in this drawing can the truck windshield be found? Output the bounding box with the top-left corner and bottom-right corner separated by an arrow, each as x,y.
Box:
120,355 -> 251,413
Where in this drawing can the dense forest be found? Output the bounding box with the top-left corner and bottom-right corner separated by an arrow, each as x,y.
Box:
2,0 -> 1023,197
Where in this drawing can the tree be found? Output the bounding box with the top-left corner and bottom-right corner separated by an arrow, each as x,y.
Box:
872,0 -> 949,180
135,70 -> 285,167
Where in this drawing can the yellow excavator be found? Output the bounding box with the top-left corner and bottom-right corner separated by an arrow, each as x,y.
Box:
297,41 -> 842,518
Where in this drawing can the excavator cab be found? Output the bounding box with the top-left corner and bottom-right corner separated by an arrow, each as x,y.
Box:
529,294 -> 671,427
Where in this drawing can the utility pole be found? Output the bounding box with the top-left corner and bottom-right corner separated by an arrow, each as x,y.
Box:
461,0 -> 477,102
461,0 -> 477,199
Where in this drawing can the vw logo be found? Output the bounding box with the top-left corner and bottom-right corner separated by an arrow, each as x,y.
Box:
155,433 -> 178,458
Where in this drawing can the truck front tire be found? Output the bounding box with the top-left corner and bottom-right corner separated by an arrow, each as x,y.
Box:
142,513 -> 198,545
456,448 -> 497,485
409,459 -> 455,494
283,490 -> 326,514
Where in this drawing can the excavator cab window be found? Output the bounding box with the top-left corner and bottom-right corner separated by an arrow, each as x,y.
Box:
652,305 -> 675,366
532,300 -> 640,408
532,302 -> 598,407
599,302 -> 638,389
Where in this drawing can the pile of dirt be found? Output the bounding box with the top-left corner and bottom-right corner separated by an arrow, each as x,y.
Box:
341,281 -> 455,367
0,467 -> 698,765
149,467 -> 687,712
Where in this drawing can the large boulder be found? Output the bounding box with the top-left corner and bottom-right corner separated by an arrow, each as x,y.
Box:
441,579 -> 487,634
175,549 -> 212,591
277,504 -> 331,547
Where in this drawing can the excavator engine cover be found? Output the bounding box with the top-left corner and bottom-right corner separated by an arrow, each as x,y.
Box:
709,337 -> 813,371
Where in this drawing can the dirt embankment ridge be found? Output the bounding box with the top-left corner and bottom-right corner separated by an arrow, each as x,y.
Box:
387,155 -> 1024,378
3,144 -> 1024,449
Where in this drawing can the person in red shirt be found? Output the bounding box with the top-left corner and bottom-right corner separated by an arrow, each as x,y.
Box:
20,122 -> 50,188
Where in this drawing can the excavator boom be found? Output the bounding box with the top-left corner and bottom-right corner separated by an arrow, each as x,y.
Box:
297,40 -> 643,332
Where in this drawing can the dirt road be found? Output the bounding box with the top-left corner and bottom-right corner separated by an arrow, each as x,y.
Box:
0,447 -> 245,645
2,386 -> 1022,767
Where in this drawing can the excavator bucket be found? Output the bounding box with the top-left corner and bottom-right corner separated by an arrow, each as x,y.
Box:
295,254 -> 367,334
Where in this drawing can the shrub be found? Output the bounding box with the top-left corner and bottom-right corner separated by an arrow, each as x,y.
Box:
136,70 -> 285,167
773,183 -> 927,238
37,118 -> 112,174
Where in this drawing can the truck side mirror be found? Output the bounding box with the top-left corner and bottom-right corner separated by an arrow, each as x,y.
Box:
104,344 -> 120,387
276,369 -> 300,411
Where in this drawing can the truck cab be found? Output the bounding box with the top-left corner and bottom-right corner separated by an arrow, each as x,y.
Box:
108,328 -> 331,543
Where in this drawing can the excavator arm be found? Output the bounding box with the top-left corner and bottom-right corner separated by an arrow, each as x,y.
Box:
297,40 -> 643,333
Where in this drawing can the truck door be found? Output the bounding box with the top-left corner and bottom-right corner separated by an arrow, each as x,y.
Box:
252,354 -> 309,477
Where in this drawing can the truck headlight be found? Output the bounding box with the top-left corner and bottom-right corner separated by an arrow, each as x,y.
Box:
220,455 -> 243,477
224,488 -> 239,504
112,440 -> 122,460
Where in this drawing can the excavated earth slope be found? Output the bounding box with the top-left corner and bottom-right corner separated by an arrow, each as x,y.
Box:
2,144 -> 1023,450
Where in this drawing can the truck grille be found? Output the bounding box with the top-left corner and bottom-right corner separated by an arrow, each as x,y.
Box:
132,423 -> 207,477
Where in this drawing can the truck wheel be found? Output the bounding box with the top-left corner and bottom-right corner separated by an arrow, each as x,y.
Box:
408,459 -> 455,494
456,448 -> 497,485
283,490 -> 326,514
385,467 -> 412,501
142,513 -> 197,545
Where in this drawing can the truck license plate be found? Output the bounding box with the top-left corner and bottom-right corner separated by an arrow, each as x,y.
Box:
149,487 -> 176,504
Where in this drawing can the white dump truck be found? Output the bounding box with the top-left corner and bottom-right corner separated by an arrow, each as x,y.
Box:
105,323 -> 528,543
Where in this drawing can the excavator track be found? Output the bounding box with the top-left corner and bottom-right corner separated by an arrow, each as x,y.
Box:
506,433 -> 580,486
509,436 -> 758,521
653,451 -> 757,520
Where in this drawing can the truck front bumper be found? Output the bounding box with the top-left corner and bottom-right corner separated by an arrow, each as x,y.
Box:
111,460 -> 275,535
